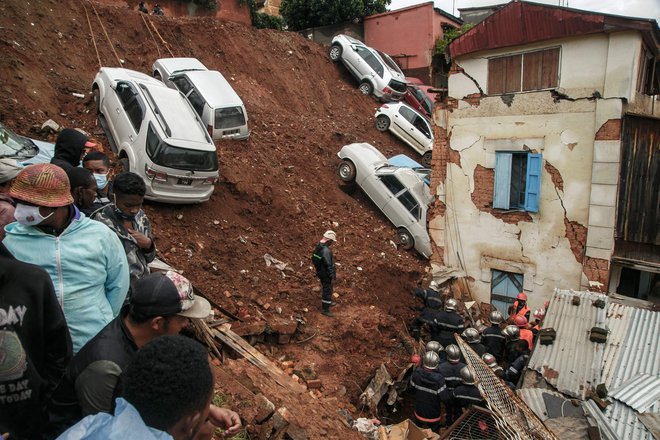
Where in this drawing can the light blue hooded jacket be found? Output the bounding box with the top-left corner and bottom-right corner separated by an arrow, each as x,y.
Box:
3,208 -> 129,353
57,398 -> 172,439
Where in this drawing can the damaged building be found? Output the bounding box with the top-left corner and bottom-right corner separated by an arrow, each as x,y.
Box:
429,1 -> 659,312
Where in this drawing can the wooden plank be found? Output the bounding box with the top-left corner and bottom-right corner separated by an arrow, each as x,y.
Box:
213,326 -> 306,394
541,47 -> 560,89
504,54 -> 522,93
488,56 -> 506,94
523,50 -> 543,91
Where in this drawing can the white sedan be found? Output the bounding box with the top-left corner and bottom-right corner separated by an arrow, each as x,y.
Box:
337,143 -> 433,259
374,102 -> 433,167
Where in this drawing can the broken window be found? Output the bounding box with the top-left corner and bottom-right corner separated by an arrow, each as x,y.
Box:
493,152 -> 542,212
491,269 -> 523,315
488,48 -> 560,95
637,45 -> 659,95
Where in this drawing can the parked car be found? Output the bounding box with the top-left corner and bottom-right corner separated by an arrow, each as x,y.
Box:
337,143 -> 433,258
0,122 -> 54,166
374,102 -> 434,167
328,34 -> 407,102
92,67 -> 219,204
152,58 -> 250,141
404,84 -> 434,119
388,154 -> 431,186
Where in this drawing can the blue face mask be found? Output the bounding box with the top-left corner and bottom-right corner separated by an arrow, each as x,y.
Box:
94,173 -> 108,190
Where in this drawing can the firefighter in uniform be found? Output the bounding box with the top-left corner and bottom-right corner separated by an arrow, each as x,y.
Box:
312,230 -> 337,317
432,298 -> 465,347
503,325 -> 521,365
413,280 -> 443,310
438,344 -> 466,425
482,353 -> 505,379
410,351 -> 450,432
453,367 -> 485,412
461,328 -> 487,357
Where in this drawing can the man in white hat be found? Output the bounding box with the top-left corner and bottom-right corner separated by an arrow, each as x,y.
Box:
0,158 -> 22,239
312,230 -> 337,317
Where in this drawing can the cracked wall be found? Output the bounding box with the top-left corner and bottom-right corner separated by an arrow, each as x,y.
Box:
429,31 -> 649,309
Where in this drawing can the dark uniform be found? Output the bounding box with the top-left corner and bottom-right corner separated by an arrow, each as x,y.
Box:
312,242 -> 335,314
505,338 -> 521,365
468,341 -> 487,357
438,361 -> 466,425
410,367 -> 450,431
414,287 -> 443,310
482,324 -> 506,361
433,310 -> 465,347
410,307 -> 437,340
453,384 -> 485,411
506,354 -> 529,388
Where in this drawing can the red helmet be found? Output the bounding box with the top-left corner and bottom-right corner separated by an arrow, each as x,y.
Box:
514,315 -> 528,328
411,354 -> 421,367
533,308 -> 546,321
516,292 -> 528,301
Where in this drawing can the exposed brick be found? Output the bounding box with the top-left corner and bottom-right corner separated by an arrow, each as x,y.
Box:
595,119 -> 621,141
462,93 -> 483,107
582,256 -> 609,292
471,165 -> 532,224
564,218 -> 587,263
253,393 -> 275,424
232,320 -> 267,337
544,161 -> 564,193
306,379 -> 323,389
268,319 -> 298,335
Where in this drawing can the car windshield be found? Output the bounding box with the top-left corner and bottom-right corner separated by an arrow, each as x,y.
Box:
146,125 -> 217,172
376,50 -> 404,75
214,106 -> 246,129
0,122 -> 38,159
389,79 -> 407,93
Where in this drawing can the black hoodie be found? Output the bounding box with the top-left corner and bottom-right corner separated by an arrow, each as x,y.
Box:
0,243 -> 72,439
50,129 -> 89,170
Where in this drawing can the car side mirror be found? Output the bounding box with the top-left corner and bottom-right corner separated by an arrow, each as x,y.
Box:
351,45 -> 358,52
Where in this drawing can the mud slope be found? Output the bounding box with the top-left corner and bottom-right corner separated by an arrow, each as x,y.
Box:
0,0 -> 431,432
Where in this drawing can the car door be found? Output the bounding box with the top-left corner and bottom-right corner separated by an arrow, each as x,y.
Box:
108,82 -> 144,149
410,114 -> 433,152
377,174 -> 418,231
391,105 -> 421,151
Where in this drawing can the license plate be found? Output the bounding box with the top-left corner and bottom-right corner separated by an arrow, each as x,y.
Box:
177,178 -> 192,186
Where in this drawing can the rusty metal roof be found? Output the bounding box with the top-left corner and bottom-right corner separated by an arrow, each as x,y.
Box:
449,0 -> 660,58
526,289 -> 660,439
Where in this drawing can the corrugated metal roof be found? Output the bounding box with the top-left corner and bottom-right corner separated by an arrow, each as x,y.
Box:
517,388 -> 569,421
610,375 -> 660,413
526,288 -> 660,440
449,1 -> 660,58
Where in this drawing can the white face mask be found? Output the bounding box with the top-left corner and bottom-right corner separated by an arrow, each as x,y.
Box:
14,203 -> 54,226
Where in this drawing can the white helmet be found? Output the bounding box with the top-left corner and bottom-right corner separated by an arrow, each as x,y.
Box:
429,280 -> 440,292
489,310 -> 504,324
422,351 -> 440,369
323,230 -> 337,241
445,344 -> 461,363
462,327 -> 481,344
503,325 -> 520,340
460,366 -> 476,385
445,298 -> 458,312
482,353 -> 497,368
426,340 -> 443,354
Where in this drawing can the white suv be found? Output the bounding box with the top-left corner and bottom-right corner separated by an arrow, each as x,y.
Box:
329,34 -> 407,101
92,67 -> 219,204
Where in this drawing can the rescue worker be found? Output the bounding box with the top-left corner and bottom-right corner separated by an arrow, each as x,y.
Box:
432,298 -> 465,347
531,308 -> 546,335
413,280 -> 443,310
426,340 -> 445,362
482,353 -> 505,379
508,292 -> 530,322
410,306 -> 437,340
409,351 -> 449,432
461,327 -> 487,356
503,325 -> 521,365
312,230 -> 337,317
482,310 -> 505,361
453,367 -> 485,412
506,340 -> 530,389
138,1 -> 148,13
514,315 -> 534,351
438,344 -> 465,425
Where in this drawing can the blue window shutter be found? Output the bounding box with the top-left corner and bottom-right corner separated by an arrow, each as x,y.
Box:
524,153 -> 542,212
493,153 -> 512,209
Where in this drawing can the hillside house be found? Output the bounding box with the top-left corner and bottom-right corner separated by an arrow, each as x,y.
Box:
363,2 -> 462,86
429,1 -> 659,313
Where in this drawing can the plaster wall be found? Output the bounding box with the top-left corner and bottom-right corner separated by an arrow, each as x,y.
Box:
440,96 -> 597,310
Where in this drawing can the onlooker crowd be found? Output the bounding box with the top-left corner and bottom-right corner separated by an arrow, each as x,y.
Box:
0,137 -> 241,439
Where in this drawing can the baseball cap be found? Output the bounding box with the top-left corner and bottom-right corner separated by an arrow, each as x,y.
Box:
130,271 -> 211,319
8,163 -> 74,207
0,159 -> 22,184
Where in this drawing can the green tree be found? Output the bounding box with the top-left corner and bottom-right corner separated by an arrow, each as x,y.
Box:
280,0 -> 391,31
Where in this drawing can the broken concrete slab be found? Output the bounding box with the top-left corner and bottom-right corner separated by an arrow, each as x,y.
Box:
254,393 -> 276,424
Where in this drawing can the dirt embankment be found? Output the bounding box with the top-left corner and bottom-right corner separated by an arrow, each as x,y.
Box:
0,0 -> 430,436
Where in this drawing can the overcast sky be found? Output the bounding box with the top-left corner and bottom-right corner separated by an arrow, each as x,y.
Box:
389,0 -> 660,22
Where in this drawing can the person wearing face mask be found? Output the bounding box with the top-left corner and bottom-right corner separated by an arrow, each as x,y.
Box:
66,167 -> 98,216
3,163 -> 130,354
82,151 -> 113,215
93,172 -> 155,283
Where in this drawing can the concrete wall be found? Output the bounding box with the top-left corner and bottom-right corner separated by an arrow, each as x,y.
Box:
433,30 -> 653,311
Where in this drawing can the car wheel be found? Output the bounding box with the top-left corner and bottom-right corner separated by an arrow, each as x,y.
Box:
329,44 -> 342,62
422,151 -> 432,168
92,87 -> 101,115
375,115 -> 390,132
338,160 -> 356,183
119,157 -> 130,173
397,228 -> 415,251
358,81 -> 373,96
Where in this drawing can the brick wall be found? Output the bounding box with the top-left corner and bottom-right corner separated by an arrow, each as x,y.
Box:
471,165 -> 532,224
582,256 -> 609,292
